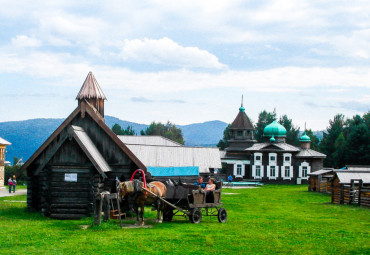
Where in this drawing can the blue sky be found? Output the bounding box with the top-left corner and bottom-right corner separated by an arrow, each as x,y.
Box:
0,0 -> 369,130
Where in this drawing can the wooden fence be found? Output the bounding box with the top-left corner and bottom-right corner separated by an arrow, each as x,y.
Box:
335,179 -> 370,208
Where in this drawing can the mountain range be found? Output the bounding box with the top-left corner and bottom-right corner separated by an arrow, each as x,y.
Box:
0,116 -> 228,163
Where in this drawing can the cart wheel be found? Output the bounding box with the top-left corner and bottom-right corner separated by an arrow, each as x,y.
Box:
217,207 -> 227,223
163,209 -> 174,222
189,208 -> 202,224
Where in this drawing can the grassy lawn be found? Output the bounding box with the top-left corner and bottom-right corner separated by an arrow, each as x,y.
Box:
0,185 -> 369,254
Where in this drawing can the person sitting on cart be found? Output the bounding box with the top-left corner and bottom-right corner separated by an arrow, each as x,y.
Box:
194,176 -> 206,189
204,178 -> 216,191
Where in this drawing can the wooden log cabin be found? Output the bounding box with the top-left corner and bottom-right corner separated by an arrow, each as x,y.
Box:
21,72 -> 147,219
331,170 -> 370,208
21,72 -> 221,219
308,169 -> 334,193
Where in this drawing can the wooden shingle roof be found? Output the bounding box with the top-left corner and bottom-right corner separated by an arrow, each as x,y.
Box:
76,72 -> 107,100
230,111 -> 254,130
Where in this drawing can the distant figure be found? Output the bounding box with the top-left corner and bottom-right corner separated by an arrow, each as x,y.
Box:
8,177 -> 13,194
228,175 -> 233,185
194,176 -> 206,189
204,178 -> 216,191
12,176 -> 17,193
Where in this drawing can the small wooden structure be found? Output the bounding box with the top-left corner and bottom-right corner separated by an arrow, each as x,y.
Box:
331,170 -> 370,208
0,137 -> 11,189
308,169 -> 334,193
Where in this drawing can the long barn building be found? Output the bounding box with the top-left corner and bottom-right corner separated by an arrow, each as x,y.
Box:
21,72 -> 221,219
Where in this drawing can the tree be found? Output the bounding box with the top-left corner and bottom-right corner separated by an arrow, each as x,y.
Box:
217,124 -> 231,150
305,129 -> 320,151
141,121 -> 184,145
4,157 -> 25,184
255,110 -> 277,142
320,114 -> 345,167
111,123 -> 136,135
279,114 -> 300,146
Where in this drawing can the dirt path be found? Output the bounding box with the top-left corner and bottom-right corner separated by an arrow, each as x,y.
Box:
0,188 -> 27,197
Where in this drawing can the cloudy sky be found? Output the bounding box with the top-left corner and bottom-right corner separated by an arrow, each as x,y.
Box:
1,0 -> 369,130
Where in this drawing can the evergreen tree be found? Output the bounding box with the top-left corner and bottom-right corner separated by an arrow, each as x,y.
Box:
332,133 -> 347,168
141,121 -> 184,145
111,123 -> 136,135
217,124 -> 231,150
255,110 -> 277,142
279,115 -> 300,146
320,114 -> 345,167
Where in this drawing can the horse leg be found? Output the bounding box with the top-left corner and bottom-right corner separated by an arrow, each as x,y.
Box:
156,200 -> 161,223
134,204 -> 140,226
140,203 -> 145,226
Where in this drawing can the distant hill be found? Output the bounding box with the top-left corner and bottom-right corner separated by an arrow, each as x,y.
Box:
0,116 -> 228,162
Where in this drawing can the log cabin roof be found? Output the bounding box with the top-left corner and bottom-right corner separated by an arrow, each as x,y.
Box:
0,137 -> 11,145
76,72 -> 107,100
295,149 -> 326,158
70,125 -> 112,177
308,169 -> 334,176
230,111 -> 254,130
21,100 -> 146,173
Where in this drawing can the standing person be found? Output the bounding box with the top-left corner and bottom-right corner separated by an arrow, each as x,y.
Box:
228,175 -> 233,186
8,177 -> 13,194
12,176 -> 17,193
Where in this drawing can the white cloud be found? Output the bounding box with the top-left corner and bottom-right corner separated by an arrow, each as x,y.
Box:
11,35 -> 42,48
120,37 -> 226,69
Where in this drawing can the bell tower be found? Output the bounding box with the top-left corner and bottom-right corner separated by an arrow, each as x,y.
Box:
76,72 -> 107,117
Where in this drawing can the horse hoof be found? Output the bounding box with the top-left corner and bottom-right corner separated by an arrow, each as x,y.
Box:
140,222 -> 145,226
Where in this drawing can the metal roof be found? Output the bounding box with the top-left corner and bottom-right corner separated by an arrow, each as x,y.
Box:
245,142 -> 300,152
70,125 -> 112,177
336,171 -> 370,184
125,144 -> 221,174
76,72 -> 107,100
119,135 -> 183,147
346,165 -> 370,171
308,169 -> 334,176
0,137 -> 11,145
295,149 -> 326,158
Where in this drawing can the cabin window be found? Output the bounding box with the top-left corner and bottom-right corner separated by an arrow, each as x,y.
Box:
256,165 -> 261,177
302,166 -> 308,177
237,164 -> 242,176
237,131 -> 243,136
285,166 -> 290,177
284,156 -> 290,162
270,166 -> 276,177
270,156 -> 276,161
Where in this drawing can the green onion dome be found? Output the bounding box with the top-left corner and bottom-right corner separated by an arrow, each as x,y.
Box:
299,132 -> 311,142
239,106 -> 245,112
263,120 -> 287,137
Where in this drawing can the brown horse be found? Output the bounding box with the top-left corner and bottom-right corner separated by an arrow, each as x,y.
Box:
118,180 -> 167,225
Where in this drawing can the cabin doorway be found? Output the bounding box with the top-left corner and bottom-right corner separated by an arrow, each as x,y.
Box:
244,165 -> 252,179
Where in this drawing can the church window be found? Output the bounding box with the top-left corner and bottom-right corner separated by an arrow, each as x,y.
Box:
285,166 -> 290,177
270,156 -> 276,161
270,166 -> 276,177
256,155 -> 261,161
285,156 -> 290,162
237,165 -> 242,176
302,166 -> 308,177
256,165 -> 261,177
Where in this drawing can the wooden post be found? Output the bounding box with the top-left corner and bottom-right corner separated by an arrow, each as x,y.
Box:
340,184 -> 344,204
94,195 -> 102,225
103,195 -> 110,222
116,194 -> 122,228
349,180 -> 355,205
358,180 -> 363,207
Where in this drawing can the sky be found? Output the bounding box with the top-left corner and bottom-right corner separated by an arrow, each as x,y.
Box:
0,0 -> 369,130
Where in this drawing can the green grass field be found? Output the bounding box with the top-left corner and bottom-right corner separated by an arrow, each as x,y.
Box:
0,185 -> 369,254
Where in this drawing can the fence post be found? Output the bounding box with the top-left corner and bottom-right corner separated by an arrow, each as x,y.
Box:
358,180 -> 363,207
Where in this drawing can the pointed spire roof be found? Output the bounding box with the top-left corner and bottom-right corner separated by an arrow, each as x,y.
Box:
230,97 -> 254,130
76,72 -> 107,100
